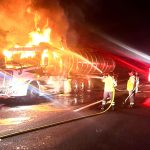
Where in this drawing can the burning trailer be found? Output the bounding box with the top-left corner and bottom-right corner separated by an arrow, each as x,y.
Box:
0,46 -> 115,98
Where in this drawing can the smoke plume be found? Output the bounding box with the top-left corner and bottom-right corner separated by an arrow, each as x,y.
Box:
0,0 -> 69,50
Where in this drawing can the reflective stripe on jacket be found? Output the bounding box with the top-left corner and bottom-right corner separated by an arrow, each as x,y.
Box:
127,76 -> 135,91
103,76 -> 117,92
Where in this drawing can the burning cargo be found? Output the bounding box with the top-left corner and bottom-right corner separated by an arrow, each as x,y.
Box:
0,46 -> 115,98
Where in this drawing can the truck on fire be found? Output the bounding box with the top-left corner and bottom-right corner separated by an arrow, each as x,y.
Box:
0,46 -> 115,99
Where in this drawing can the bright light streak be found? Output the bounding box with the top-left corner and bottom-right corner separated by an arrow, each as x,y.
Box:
112,55 -> 145,74
101,33 -> 150,64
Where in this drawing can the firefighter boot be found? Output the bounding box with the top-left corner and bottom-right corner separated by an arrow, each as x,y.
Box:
111,101 -> 115,111
128,104 -> 135,108
128,102 -> 135,108
101,104 -> 105,110
111,105 -> 115,111
101,100 -> 106,110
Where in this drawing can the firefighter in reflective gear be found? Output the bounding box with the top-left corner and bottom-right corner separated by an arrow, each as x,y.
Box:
127,71 -> 136,108
101,72 -> 117,110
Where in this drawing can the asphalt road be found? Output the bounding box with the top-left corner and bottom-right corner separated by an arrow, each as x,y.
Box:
0,89 -> 150,150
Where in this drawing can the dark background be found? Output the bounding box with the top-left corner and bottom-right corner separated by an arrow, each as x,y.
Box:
59,0 -> 150,54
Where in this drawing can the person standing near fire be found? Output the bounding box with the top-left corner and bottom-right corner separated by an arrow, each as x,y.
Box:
101,72 -> 117,110
127,71 -> 136,108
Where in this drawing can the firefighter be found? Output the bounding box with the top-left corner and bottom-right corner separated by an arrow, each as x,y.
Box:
101,72 -> 117,110
127,71 -> 136,108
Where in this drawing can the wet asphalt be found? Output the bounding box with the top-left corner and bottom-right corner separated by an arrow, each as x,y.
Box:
0,87 -> 150,150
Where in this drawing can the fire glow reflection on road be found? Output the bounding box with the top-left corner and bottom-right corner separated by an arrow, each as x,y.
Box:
7,104 -> 70,112
0,117 -> 30,125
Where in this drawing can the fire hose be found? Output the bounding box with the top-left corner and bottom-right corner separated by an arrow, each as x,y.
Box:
122,88 -> 136,104
115,88 -> 127,92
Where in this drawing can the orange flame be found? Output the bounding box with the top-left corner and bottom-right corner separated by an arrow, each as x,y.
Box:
26,27 -> 52,46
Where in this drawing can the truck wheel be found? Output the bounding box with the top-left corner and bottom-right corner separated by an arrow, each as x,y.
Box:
78,80 -> 85,92
27,82 -> 39,99
71,80 -> 78,94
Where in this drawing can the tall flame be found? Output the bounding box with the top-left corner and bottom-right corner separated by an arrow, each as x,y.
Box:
26,27 -> 52,46
3,11 -> 53,60
26,12 -> 52,46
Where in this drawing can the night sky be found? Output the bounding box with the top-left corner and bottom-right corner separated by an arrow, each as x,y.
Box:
59,0 -> 150,55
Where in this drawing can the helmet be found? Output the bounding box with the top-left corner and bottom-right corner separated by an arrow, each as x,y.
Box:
129,71 -> 135,76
